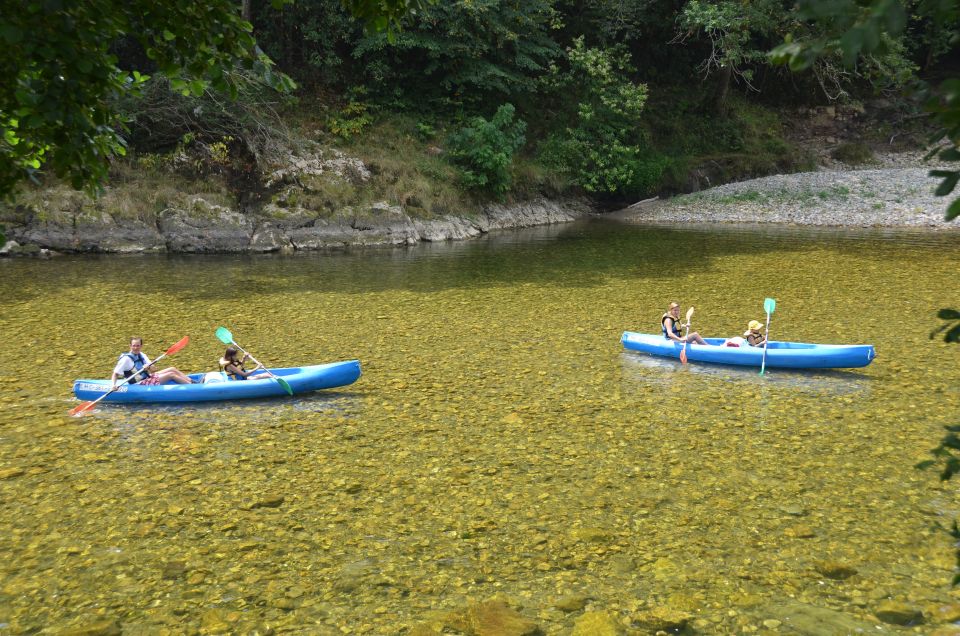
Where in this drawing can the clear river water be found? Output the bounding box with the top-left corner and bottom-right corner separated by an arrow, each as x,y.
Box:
1,219 -> 959,635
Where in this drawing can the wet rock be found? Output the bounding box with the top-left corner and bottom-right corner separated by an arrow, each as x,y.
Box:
554,593 -> 591,612
770,600 -> 879,633
56,619 -> 122,636
160,202 -> 252,252
630,606 -> 692,632
249,224 -> 292,252
0,467 -> 25,479
608,554 -> 636,575
571,610 -> 621,635
160,560 -> 188,580
570,527 -> 613,544
200,608 -> 238,633
445,599 -> 540,636
250,495 -> 285,509
874,600 -> 923,625
780,503 -> 806,516
814,561 -> 858,579
930,602 -> 960,623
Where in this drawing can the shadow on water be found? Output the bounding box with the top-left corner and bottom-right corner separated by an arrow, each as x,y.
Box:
3,218 -> 956,302
84,390 -> 365,427
619,351 -> 874,396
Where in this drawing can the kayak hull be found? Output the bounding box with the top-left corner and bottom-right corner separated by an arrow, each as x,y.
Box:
73,360 -> 361,404
621,333 -> 875,369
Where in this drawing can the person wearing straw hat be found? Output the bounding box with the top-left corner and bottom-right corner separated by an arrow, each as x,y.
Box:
745,320 -> 767,347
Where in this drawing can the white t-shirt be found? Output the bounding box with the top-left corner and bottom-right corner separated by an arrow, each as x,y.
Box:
112,352 -> 153,379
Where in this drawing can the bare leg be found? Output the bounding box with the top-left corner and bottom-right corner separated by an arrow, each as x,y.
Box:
153,367 -> 194,384
686,332 -> 708,345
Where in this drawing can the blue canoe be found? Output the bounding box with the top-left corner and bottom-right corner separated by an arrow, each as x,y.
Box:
73,360 -> 361,404
621,332 -> 875,369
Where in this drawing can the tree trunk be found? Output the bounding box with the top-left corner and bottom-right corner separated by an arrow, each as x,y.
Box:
242,0 -> 252,21
713,64 -> 732,115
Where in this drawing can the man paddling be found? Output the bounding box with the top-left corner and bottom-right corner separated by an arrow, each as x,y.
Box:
111,336 -> 194,387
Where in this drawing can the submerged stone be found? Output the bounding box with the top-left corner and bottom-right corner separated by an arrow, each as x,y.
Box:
874,600 -> 923,625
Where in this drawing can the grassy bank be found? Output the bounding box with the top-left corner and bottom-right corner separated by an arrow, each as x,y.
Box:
3,94 -> 813,225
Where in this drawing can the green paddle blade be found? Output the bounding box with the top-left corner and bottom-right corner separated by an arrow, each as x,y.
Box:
215,326 -> 233,344
276,377 -> 294,396
764,297 -> 776,314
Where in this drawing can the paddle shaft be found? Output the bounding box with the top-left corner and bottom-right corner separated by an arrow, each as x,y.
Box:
760,312 -> 772,375
680,307 -> 694,364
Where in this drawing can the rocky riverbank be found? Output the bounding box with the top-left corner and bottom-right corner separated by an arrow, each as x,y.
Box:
615,153 -> 959,230
0,195 -> 589,256
4,152 -> 957,256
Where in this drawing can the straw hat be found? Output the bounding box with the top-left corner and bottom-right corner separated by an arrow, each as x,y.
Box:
747,320 -> 764,331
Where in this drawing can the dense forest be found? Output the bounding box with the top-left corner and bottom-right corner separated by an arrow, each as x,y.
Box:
2,0 -> 960,223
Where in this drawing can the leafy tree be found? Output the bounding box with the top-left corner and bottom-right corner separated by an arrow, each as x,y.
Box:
0,0 -> 430,200
351,0 -> 560,109
770,0 -> 960,220
251,0 -> 362,88
676,0 -> 784,111
447,103 -> 526,195
538,37 -> 653,197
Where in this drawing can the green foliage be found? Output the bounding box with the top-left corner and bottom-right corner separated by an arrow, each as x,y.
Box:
0,0 -> 432,200
678,0 -> 782,87
537,37 -> 651,196
770,0 -> 958,216
447,104 -> 526,195
0,0 -> 299,200
252,0 -> 360,87
415,122 -> 437,140
831,142 -> 875,164
341,0 -> 433,36
351,0 -> 560,109
328,94 -> 375,139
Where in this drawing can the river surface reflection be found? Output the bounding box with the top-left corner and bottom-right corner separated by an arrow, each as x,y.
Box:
1,219 -> 959,634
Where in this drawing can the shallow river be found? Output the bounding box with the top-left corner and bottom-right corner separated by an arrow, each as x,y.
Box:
1,220 -> 959,635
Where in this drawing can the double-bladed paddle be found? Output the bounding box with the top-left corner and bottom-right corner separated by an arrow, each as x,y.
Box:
679,306 -> 694,365
69,336 -> 190,416
215,327 -> 293,395
760,297 -> 776,375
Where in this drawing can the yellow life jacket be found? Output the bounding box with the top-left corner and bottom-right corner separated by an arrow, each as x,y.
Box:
219,357 -> 247,380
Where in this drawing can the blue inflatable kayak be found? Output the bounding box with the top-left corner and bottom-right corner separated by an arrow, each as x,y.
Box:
73,360 -> 361,404
621,333 -> 875,369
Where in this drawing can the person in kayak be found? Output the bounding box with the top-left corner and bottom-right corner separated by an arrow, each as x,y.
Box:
745,320 -> 767,347
220,346 -> 271,380
111,336 -> 194,387
662,302 -> 708,344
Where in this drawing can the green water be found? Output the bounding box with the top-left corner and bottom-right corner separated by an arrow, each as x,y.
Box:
1,220 -> 959,634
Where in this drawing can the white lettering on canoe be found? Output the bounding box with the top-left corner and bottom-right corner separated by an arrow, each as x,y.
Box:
77,383 -> 127,393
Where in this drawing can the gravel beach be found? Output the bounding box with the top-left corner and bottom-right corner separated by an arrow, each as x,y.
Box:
617,154 -> 960,230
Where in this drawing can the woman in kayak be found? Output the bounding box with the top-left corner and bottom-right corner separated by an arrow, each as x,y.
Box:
220,346 -> 271,380
111,336 -> 194,387
661,302 -> 708,345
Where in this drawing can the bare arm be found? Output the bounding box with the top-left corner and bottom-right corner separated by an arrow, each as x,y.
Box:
665,318 -> 681,342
